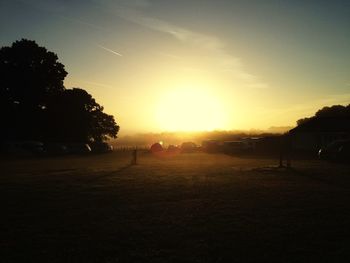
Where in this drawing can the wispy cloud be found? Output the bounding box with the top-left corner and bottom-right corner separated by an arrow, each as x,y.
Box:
112,6 -> 267,88
157,52 -> 182,60
315,93 -> 350,106
259,92 -> 350,124
79,79 -> 115,89
93,0 -> 151,9
66,78 -> 115,89
58,15 -> 110,32
284,93 -> 350,113
96,44 -> 123,57
18,0 -> 68,13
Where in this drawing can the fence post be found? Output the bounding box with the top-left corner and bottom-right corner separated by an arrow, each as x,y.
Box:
279,136 -> 284,168
131,147 -> 137,165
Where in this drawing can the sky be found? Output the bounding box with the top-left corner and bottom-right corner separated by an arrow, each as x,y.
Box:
1,0 -> 349,135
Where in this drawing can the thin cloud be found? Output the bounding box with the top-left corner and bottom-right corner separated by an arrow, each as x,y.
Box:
113,6 -> 268,89
315,93 -> 350,106
97,44 -> 123,57
58,15 -> 110,32
78,80 -> 115,89
93,0 -> 151,9
247,83 -> 269,89
18,0 -> 68,13
158,52 -> 182,60
258,93 -> 350,123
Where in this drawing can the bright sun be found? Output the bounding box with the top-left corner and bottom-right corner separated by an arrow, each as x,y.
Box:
155,86 -> 227,131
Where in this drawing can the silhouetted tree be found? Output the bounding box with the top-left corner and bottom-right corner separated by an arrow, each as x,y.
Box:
0,39 -> 67,140
315,104 -> 350,118
0,39 -> 119,143
45,88 -> 119,142
0,39 -> 67,105
297,104 -> 350,126
296,117 -> 312,126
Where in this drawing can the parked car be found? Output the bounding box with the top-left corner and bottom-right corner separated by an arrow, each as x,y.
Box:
223,141 -> 248,154
318,139 -> 350,161
167,145 -> 180,153
338,142 -> 350,161
66,143 -> 92,154
90,142 -> 113,153
180,142 -> 198,153
202,140 -> 221,153
150,142 -> 163,153
2,141 -> 45,156
44,143 -> 69,155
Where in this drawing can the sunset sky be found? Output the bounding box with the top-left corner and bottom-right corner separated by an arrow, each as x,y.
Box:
1,0 -> 349,135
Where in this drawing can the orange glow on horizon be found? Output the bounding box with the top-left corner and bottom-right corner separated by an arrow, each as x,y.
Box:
155,85 -> 228,131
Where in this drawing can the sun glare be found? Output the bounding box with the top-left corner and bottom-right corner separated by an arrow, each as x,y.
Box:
155,86 -> 227,131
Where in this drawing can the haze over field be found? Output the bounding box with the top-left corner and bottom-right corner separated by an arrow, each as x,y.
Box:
1,2 -> 350,261
1,0 -> 349,135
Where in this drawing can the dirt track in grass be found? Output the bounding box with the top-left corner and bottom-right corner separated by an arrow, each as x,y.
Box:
1,152 -> 350,262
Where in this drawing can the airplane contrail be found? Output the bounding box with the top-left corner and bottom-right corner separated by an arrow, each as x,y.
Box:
97,44 -> 123,57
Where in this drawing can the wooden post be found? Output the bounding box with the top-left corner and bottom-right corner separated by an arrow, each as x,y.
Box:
279,136 -> 284,168
279,151 -> 283,167
286,134 -> 291,168
131,148 -> 137,165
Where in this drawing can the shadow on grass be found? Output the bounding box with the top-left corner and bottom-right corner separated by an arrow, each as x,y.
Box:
85,164 -> 134,182
288,167 -> 350,189
253,165 -> 350,189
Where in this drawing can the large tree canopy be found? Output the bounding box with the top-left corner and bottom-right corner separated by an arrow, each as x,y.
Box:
0,39 -> 67,108
0,39 -> 119,142
297,104 -> 350,126
46,88 -> 119,142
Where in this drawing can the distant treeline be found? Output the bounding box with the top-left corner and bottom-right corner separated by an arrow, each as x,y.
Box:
114,103 -> 350,147
111,129 -> 289,147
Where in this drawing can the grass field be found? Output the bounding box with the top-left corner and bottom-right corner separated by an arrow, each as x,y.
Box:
1,152 -> 350,262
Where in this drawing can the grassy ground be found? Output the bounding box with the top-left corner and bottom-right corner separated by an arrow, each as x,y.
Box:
1,152 -> 350,262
